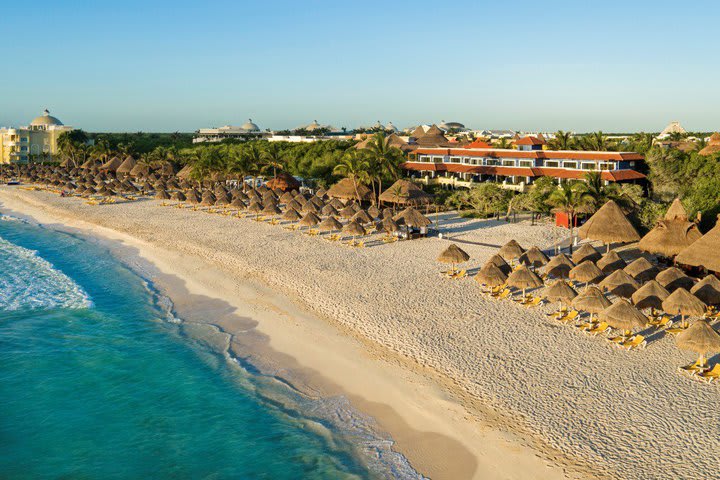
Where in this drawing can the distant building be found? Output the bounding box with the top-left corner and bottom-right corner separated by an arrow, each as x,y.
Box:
0,109 -> 73,163
699,133 -> 720,156
402,136 -> 646,192
656,121 -> 686,139
193,119 -> 266,143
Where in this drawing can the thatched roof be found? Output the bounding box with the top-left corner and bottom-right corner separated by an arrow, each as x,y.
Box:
569,260 -> 604,284
631,280 -> 670,310
506,265 -> 543,290
623,257 -> 658,283
343,220 -> 366,236
498,240 -> 525,261
485,254 -> 511,275
656,267 -> 694,292
519,246 -> 549,268
176,164 -> 195,179
379,179 -> 434,206
100,156 -> 123,172
283,208 -> 301,221
638,215 -> 702,258
475,263 -> 508,287
578,200 -> 640,244
155,189 -> 170,200
266,172 -> 301,193
437,244 -> 470,264
664,198 -> 689,221
115,156 -> 137,174
299,212 -> 321,227
543,253 -> 575,278
318,216 -> 343,232
380,217 -> 400,233
698,133 -> 720,156
351,210 -> 373,225
662,288 -> 706,317
393,207 -> 431,228
596,250 -> 626,274
414,124 -> 450,147
543,280 -> 577,303
326,178 -> 372,201
676,320 -> 720,354
572,286 -> 611,313
598,269 -> 640,298
690,275 -> 720,305
572,243 -> 601,264
675,218 -> 720,273
599,299 -> 647,331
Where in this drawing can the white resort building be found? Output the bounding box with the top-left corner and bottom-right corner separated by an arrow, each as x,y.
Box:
193,119 -> 266,143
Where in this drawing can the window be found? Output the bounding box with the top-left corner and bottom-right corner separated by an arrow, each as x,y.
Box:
563,161 -> 578,169
485,159 -> 499,166
449,156 -> 461,163
518,160 -> 533,167
599,162 -> 613,171
433,156 -> 444,163
544,160 -> 559,168
581,163 -> 595,170
502,159 -> 515,167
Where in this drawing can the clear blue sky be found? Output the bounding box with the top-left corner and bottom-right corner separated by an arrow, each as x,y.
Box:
1,0 -> 718,133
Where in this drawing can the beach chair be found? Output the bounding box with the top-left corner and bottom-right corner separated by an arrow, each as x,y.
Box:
679,359 -> 709,375
664,326 -> 686,336
524,297 -> 544,308
586,322 -> 609,336
496,289 -> 511,300
307,229 -> 319,236
621,335 -> 646,350
647,316 -> 670,328
452,269 -> 466,279
557,310 -> 579,323
355,240 -> 365,248
577,321 -> 596,332
697,364 -> 720,382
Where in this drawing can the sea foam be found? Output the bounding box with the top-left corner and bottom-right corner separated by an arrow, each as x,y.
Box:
0,234 -> 92,311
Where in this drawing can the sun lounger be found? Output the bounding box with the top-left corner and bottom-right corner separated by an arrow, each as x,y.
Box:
679,359 -> 708,374
307,229 -> 319,236
496,289 -> 511,300
665,327 -> 686,336
452,269 -> 466,279
524,297 -> 545,308
557,310 -> 579,323
586,322 -> 609,336
647,316 -> 670,328
697,364 -> 720,382
621,335 -> 646,350
577,321 -> 596,331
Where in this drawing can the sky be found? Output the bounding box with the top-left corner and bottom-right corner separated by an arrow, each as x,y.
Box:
1,0 -> 718,133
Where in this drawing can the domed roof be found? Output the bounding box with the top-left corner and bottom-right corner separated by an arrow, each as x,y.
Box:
240,118 -> 260,132
30,109 -> 63,126
305,120 -> 322,131
438,120 -> 465,130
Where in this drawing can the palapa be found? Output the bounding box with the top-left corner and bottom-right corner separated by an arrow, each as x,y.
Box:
498,239 -> 525,262
676,319 -> 720,364
171,191 -> 187,202
519,246 -> 549,268
569,260 -> 604,284
351,210 -> 373,225
506,265 -> 543,296
378,179 -> 434,206
318,216 -> 343,232
543,253 -> 575,278
343,220 -> 366,237
262,203 -> 282,215
599,299 -> 647,333
638,204 -> 702,257
690,275 -> 720,305
100,156 -> 123,172
676,218 -> 720,273
155,189 -> 170,200
662,288 -> 707,325
393,207 -> 431,228
321,204 -> 339,216
265,172 -> 301,192
381,217 -> 399,234
326,178 -> 372,201
283,208 -> 302,221
623,257 -> 658,283
656,267 -> 694,292
543,280 -> 578,303
631,280 -> 670,311
475,263 -> 508,287
578,200 -> 640,246
115,156 -> 137,175
572,243 -> 601,264
572,286 -> 611,315
339,205 -> 357,219
598,269 -> 640,298
437,244 -> 470,265
486,254 -> 511,275
299,212 -> 321,227
596,250 -> 626,274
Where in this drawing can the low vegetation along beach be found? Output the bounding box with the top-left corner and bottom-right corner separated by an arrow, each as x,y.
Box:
1,179 -> 718,479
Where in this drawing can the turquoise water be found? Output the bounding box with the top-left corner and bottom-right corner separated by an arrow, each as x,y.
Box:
0,216 -> 416,479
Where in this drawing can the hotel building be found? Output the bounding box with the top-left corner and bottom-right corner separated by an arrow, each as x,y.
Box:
402,136 -> 646,192
0,110 -> 73,164
193,119 -> 266,143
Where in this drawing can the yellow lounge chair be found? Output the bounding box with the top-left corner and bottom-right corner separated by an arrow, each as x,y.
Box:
524,297 -> 544,308
648,316 -> 670,328
558,310 -> 579,323
577,321 -> 596,331
665,327 -> 686,336
355,241 -> 365,248
621,335 -> 646,350
697,364 -> 720,382
496,289 -> 511,300
452,269 -> 467,279
586,322 -> 609,336
679,359 -> 708,374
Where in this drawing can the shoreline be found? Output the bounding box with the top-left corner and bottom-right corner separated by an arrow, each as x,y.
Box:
0,189 -> 589,480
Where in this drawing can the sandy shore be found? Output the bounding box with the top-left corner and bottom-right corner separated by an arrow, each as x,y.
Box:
2,188 -> 719,480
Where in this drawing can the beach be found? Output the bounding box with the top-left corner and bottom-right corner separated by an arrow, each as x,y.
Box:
2,187 -> 718,480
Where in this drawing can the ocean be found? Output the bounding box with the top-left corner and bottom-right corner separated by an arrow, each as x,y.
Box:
0,214 -> 419,479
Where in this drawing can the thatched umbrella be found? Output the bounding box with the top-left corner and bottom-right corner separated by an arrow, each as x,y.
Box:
572,243 -> 601,264
543,280 -> 578,314
596,250 -> 626,274
572,286 -> 611,321
690,275 -> 720,306
367,205 -> 380,219
519,246 -> 549,269
623,257 -> 658,283
662,288 -> 707,327
155,189 -> 170,200
631,280 -> 670,313
543,253 -> 575,279
475,263 -> 508,288
263,203 -> 282,217
265,172 -> 301,192
486,254 -> 511,275
339,205 -> 356,219
599,299 -> 647,336
326,178 -> 372,202
343,220 -> 366,243
200,191 -> 217,207
437,244 -> 470,275
393,207 -> 431,228
676,320 -> 720,366
656,267 -> 694,292
569,260 -> 604,286
321,204 -> 338,216
351,210 -> 373,225
116,156 -> 137,176
318,215 -> 343,234
379,179 -> 434,206
171,191 -> 186,202
283,207 -> 301,222
329,198 -> 345,210
676,218 -> 720,274
639,218 -> 702,259
299,212 -> 321,228
506,265 -> 543,298
599,269 -> 640,298
380,217 -> 399,234
247,200 -> 263,220
578,200 -> 640,251
498,240 -> 525,264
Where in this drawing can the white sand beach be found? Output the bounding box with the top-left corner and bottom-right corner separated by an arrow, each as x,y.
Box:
2,187 -> 719,480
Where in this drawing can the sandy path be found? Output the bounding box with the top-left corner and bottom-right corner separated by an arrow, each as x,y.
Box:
2,188 -> 718,480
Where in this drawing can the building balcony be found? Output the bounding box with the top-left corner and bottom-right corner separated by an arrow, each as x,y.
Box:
414,175 -> 528,192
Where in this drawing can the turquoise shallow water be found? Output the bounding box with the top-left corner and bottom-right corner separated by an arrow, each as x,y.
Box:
0,216 -> 416,479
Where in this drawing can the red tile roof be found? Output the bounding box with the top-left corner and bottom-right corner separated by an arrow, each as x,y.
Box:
515,136 -> 545,146
464,139 -> 492,149
401,162 -> 646,181
414,147 -> 643,162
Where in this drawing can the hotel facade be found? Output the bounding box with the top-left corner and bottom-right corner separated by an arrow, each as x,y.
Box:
0,110 -> 73,164
402,137 -> 646,192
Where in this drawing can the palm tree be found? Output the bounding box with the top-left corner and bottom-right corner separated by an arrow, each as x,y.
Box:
333,150 -> 371,203
226,148 -> 253,191
546,183 -> 594,253
581,131 -> 613,151
549,130 -> 573,150
261,143 -> 287,178
496,138 -> 511,149
364,132 -> 405,204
